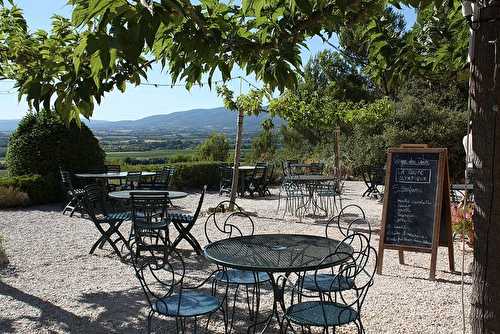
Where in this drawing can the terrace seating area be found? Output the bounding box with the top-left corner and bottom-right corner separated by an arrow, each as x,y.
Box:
0,179 -> 472,334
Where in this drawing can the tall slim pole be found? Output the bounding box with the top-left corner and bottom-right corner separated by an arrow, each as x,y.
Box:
335,126 -> 341,172
228,78 -> 244,210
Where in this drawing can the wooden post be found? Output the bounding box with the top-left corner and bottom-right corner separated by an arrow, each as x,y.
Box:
335,126 -> 341,171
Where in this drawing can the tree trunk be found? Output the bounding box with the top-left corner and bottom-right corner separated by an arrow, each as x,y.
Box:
229,109 -> 244,210
470,4 -> 500,333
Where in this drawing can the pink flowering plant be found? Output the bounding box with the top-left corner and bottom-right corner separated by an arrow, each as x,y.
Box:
451,201 -> 475,248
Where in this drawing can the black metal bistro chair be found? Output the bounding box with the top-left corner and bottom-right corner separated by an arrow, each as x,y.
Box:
129,192 -> 171,258
279,180 -> 308,218
141,168 -> 175,191
332,205 -> 369,240
167,185 -> 206,255
81,184 -> 131,259
105,164 -> 122,192
244,163 -> 267,197
262,163 -> 274,196
281,233 -> 377,333
315,180 -> 343,217
132,248 -> 229,334
300,228 -> 372,294
60,170 -> 85,217
204,201 -> 270,333
219,166 -> 233,196
362,167 -> 385,198
121,171 -> 143,190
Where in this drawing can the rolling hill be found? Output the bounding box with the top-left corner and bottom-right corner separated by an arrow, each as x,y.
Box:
0,107 -> 283,132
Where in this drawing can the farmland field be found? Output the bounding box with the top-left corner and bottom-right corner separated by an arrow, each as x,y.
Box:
106,149 -> 196,161
106,148 -> 251,163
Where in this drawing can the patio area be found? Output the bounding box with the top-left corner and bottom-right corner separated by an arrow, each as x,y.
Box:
0,181 -> 472,334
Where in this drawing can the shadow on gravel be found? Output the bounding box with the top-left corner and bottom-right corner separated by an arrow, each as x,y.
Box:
0,281 -> 123,333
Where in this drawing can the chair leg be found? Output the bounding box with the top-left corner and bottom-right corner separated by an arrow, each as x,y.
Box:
147,310 -> 153,334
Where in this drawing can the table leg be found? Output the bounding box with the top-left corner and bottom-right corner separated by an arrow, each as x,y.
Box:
247,273 -> 288,334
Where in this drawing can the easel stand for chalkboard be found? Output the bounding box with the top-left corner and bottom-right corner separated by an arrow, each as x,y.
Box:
377,147 -> 455,280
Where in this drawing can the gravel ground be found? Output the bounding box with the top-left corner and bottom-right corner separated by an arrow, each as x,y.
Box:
0,181 -> 472,333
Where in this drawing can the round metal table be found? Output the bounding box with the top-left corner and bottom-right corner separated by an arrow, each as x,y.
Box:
75,171 -> 156,179
285,175 -> 337,182
231,165 -> 256,171
204,234 -> 353,333
108,190 -> 188,200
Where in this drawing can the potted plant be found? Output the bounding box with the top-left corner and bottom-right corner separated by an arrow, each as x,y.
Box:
451,201 -> 475,248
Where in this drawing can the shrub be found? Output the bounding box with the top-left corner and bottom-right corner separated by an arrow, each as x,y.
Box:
6,109 -> 105,180
0,186 -> 29,208
197,133 -> 230,161
0,174 -> 58,204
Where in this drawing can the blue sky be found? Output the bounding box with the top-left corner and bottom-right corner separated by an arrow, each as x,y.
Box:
0,1 -> 416,121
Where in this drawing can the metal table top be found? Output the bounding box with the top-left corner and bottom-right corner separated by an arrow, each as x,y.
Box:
108,190 -> 188,200
232,166 -> 256,171
75,172 -> 156,179
285,175 -> 337,182
204,234 -> 353,273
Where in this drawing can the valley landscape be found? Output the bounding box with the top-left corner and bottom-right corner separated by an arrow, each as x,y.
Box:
0,107 -> 283,173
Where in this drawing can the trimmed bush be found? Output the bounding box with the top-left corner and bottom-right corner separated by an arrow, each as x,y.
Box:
5,110 -> 104,204
6,109 -> 105,178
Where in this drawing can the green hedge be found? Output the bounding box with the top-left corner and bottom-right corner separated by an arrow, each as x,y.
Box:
0,174 -> 60,205
124,161 -> 223,190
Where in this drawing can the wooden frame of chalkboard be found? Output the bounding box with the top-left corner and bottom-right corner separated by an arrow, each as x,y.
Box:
377,147 -> 455,280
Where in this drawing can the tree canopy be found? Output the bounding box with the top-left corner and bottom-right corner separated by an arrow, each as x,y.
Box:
0,0 -> 454,125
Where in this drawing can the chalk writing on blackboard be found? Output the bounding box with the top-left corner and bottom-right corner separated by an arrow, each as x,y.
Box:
396,168 -> 432,184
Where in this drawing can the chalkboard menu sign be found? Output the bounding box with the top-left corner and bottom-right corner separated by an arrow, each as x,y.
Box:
377,147 -> 455,280
384,152 -> 439,248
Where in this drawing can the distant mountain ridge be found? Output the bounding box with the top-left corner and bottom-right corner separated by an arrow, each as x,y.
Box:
0,107 -> 283,132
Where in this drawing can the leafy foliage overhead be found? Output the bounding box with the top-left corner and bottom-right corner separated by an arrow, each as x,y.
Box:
0,0 -> 448,124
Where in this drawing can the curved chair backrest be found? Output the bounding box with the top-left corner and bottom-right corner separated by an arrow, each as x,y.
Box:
130,192 -> 170,224
204,201 -> 254,243
281,233 -> 376,330
333,242 -> 377,312
132,249 -> 185,313
314,233 -> 376,319
326,204 -> 367,240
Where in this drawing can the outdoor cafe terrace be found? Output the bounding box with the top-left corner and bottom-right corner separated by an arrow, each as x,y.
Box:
0,176 -> 472,334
